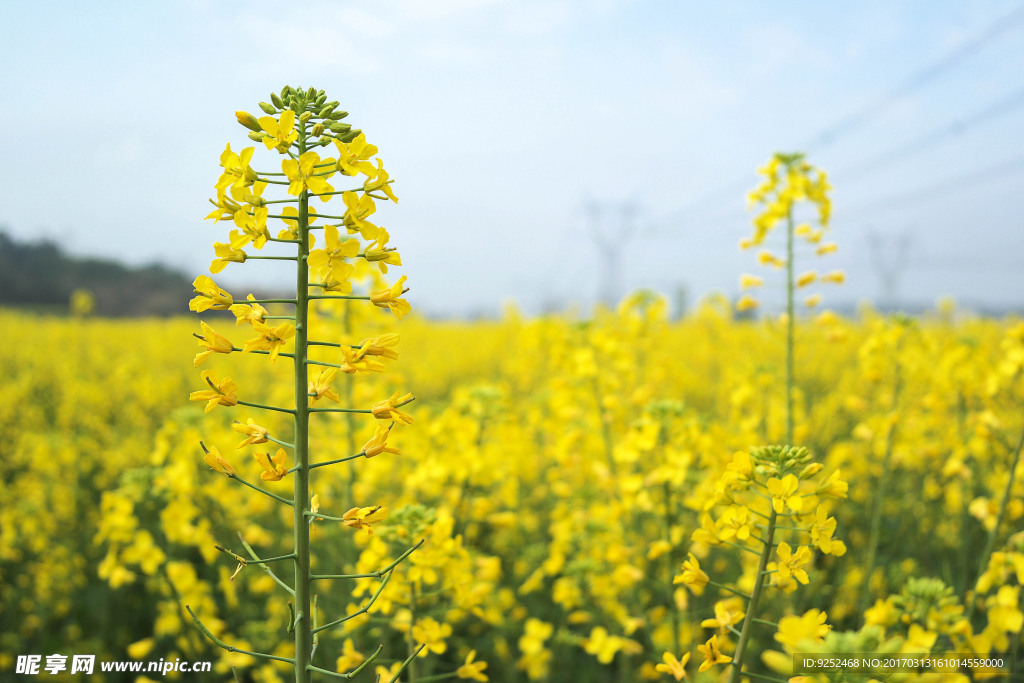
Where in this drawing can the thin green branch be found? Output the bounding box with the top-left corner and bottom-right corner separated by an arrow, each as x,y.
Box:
308,294 -> 372,301
313,572 -> 393,635
228,473 -> 294,506
237,399 -> 296,415
233,298 -> 297,304
708,580 -> 752,599
228,346 -> 295,360
307,451 -> 367,471
306,645 -> 383,679
185,605 -> 295,664
312,540 -> 425,581
389,644 -> 427,683
238,533 -> 296,597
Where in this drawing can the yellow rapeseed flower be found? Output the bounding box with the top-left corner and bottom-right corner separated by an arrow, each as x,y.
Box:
342,505 -> 388,536
201,444 -> 236,476
254,448 -> 288,482
233,419 -> 270,448
308,367 -> 340,405
371,392 -> 415,425
189,275 -> 233,312
696,634 -> 731,672
242,322 -> 295,363
193,321 -> 233,367
370,276 -> 412,318
258,110 -> 298,152
282,151 -> 335,197
456,649 -> 488,681
189,370 -> 238,412
655,651 -> 689,680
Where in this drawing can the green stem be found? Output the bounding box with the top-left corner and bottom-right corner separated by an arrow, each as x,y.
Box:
292,117 -> 314,683
967,414 -> 1024,619
727,509 -> 777,683
342,302 -> 358,506
785,207 -> 795,446
663,481 -> 681,655
407,583 -> 419,683
859,332 -> 903,620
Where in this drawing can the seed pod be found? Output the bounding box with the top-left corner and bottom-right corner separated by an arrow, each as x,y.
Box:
258,102 -> 276,115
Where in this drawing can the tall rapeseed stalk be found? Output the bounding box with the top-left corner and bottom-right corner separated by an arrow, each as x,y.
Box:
184,86 -> 422,683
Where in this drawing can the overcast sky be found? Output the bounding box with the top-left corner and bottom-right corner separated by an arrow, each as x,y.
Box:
3,0 -> 1023,316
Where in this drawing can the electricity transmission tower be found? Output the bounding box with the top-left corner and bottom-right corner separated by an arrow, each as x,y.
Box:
867,228 -> 914,310
586,201 -> 638,308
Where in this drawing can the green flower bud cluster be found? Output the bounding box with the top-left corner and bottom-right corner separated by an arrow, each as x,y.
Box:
240,85 -> 362,148
750,444 -> 812,477
892,577 -> 962,629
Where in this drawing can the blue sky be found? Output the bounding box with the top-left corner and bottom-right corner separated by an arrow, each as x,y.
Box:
2,0 -> 1023,315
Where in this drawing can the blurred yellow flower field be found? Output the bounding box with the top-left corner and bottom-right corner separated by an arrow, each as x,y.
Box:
2,297 -> 1022,681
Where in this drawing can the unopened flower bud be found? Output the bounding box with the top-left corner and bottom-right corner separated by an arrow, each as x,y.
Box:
318,104 -> 336,118
799,463 -> 824,479
248,131 -> 267,142
306,86 -> 317,99
299,111 -> 312,123
330,122 -> 351,133
311,122 -> 325,136
271,92 -> 284,109
339,129 -> 362,143
235,111 -> 262,132
329,110 -> 349,120
258,101 -> 276,115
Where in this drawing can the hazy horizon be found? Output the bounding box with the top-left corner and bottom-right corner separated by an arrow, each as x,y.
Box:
3,0 -> 1023,317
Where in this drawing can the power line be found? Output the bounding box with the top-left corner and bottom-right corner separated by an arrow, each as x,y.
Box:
801,3 -> 1024,150
835,84 -> 1024,180
662,3 -> 1024,226
841,150 -> 1024,215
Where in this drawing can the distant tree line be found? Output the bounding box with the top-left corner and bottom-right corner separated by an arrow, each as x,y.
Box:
0,230 -> 195,316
